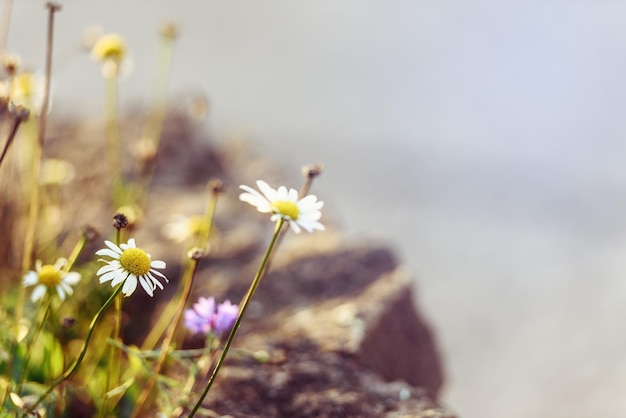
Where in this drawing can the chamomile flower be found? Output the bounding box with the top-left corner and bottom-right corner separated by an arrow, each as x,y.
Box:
23,258 -> 81,302
96,238 -> 168,297
239,180 -> 324,233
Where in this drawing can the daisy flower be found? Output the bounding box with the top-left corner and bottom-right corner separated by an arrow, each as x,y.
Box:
184,297 -> 239,335
239,180 -> 324,233
23,258 -> 81,302
96,238 -> 168,297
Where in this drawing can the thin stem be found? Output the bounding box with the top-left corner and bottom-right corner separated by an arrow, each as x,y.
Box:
17,0 -> 59,344
141,183 -> 220,351
131,256 -> 200,417
30,284 -> 123,411
187,219 -> 285,417
105,73 -> 124,207
18,297 -> 52,390
136,28 -> 177,208
0,113 -> 25,169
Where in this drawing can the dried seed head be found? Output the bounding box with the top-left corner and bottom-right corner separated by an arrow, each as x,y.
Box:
208,178 -> 225,195
112,213 -> 129,230
8,103 -> 30,122
302,163 -> 323,179
187,247 -> 204,261
159,21 -> 180,39
1,53 -> 21,76
82,225 -> 100,242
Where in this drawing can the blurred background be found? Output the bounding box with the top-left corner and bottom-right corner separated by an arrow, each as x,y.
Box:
7,1 -> 626,417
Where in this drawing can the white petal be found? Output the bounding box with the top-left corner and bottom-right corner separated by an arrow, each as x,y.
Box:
99,269 -> 122,284
240,192 -> 271,212
59,281 -> 73,296
122,276 -> 137,297
103,240 -> 123,254
149,268 -> 168,282
35,260 -> 42,271
96,248 -> 122,259
138,276 -> 154,297
288,188 -> 299,202
127,238 -> 136,248
53,258 -> 68,270
97,262 -> 119,275
31,285 -> 46,302
150,260 -> 166,269
276,186 -> 289,200
63,272 -> 81,285
110,271 -> 129,287
146,272 -> 164,289
257,180 -> 278,201
289,221 -> 302,234
56,285 -> 66,301
23,271 -> 38,286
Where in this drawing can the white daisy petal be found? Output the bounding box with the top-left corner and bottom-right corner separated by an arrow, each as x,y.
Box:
103,240 -> 123,254
146,272 -> 164,289
99,269 -> 121,284
122,276 -> 137,297
97,262 -> 119,275
110,271 -> 129,287
96,248 -> 122,259
150,260 -> 166,269
31,285 -> 47,302
23,271 -> 38,286
56,286 -> 66,301
63,272 -> 81,285
138,276 -> 154,297
149,268 -> 168,282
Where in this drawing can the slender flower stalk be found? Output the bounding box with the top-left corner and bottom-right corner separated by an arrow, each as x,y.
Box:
17,297 -> 52,390
0,105 -> 29,169
29,284 -> 124,411
18,2 -> 60,329
135,22 -> 178,208
130,248 -> 202,418
188,218 -> 285,417
141,180 -> 222,351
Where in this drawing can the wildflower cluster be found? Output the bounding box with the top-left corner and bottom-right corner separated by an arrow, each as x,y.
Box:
0,4 -> 326,417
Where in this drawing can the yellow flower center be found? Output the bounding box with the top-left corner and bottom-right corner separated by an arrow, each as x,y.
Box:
92,34 -> 127,63
38,265 -> 61,286
270,200 -> 299,220
119,248 -> 151,276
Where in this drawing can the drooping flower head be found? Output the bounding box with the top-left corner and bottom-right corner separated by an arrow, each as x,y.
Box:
23,258 -> 81,302
184,297 -> 238,335
96,238 -> 168,297
239,180 -> 324,233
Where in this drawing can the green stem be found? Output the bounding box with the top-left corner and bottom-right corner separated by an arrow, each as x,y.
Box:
18,297 -> 52,390
187,219 -> 285,417
130,256 -> 200,417
29,284 -> 124,411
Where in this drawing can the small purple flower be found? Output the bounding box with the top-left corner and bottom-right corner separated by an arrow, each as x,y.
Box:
184,297 -> 239,335
214,300 -> 239,334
